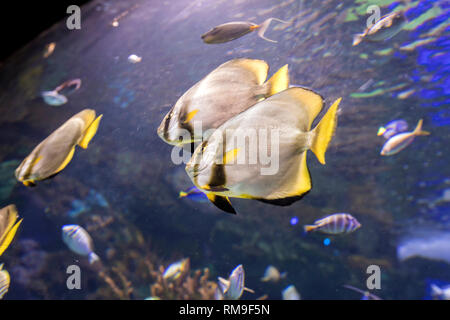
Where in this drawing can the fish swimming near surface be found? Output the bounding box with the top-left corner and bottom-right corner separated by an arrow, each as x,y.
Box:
380,119 -> 429,156
0,205 -> 22,257
62,225 -> 100,264
260,265 -> 287,283
216,265 -> 254,300
282,285 -> 300,300
41,79 -> 82,106
185,87 -> 341,214
163,258 -> 190,281
353,11 -> 407,46
343,284 -> 382,300
179,186 -> 208,203
201,18 -> 288,44
377,119 -> 408,139
304,213 -> 361,234
15,109 -> 103,187
157,58 -> 289,146
0,264 -> 10,299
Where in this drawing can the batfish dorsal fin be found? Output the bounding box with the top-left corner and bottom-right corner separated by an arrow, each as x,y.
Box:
230,59 -> 269,85
284,87 -> 324,130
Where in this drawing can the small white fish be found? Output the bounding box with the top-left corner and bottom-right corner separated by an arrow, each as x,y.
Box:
282,285 -> 300,300
380,119 -> 430,156
304,213 -> 361,234
216,265 -> 254,300
62,225 -> 99,264
431,284 -> 450,300
162,258 -> 189,281
0,264 -> 10,299
128,54 -> 142,63
260,265 -> 286,283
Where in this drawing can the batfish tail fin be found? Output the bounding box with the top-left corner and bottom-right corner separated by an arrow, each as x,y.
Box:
310,98 -> 341,165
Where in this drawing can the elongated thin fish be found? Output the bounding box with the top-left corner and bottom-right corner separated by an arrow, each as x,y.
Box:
377,119 -> 408,139
202,18 -> 288,44
41,79 -> 82,106
163,258 -> 190,281
0,205 -> 22,257
260,265 -> 286,283
186,87 -> 341,214
0,264 -> 10,299
216,265 -> 254,300
62,225 -> 100,264
380,119 -> 429,156
282,285 -> 300,300
343,285 -> 382,300
304,213 -> 361,234
157,59 -> 289,146
179,186 -> 208,203
15,109 -> 103,186
353,11 -> 406,46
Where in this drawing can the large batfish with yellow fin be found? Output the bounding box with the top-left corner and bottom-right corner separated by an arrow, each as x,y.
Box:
0,204 -> 22,257
15,109 -> 102,186
186,87 -> 341,214
157,59 -> 289,146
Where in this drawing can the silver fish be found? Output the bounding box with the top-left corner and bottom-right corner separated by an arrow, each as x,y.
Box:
62,225 -> 100,264
282,285 -> 300,300
41,79 -> 82,106
260,265 -> 286,283
380,119 -> 430,156
186,88 -> 341,214
157,58 -> 289,146
15,109 -> 102,186
304,213 -> 361,234
201,18 -> 288,44
162,258 -> 189,281
216,265 -> 254,300
353,11 -> 406,46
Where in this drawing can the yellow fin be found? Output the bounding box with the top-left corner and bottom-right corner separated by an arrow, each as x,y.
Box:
285,87 -> 324,129
233,59 -> 269,85
377,127 -> 386,136
54,146 -> 75,174
79,114 -> 103,149
183,109 -> 199,124
311,98 -> 341,165
23,180 -> 35,187
0,218 -> 22,257
179,191 -> 187,198
295,151 -> 312,196
266,64 -> 289,96
413,119 -> 430,136
304,225 -> 316,233
0,206 -> 18,245
206,193 -> 236,214
223,148 -> 240,165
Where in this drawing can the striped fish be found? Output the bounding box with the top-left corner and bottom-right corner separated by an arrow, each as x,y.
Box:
62,225 -> 99,264
216,265 -> 254,300
0,264 -> 10,299
304,213 -> 361,234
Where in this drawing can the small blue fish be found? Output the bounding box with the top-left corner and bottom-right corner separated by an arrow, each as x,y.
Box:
179,186 -> 208,203
377,120 -> 408,139
62,225 -> 99,264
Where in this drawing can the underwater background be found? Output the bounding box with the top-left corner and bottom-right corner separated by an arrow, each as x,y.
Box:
0,0 -> 449,299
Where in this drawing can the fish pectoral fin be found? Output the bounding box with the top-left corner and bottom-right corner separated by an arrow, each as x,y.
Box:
0,218 -> 22,257
206,193 -> 236,214
23,180 -> 36,187
311,97 -> 341,164
183,109 -> 199,124
54,146 -> 76,175
265,64 -> 289,96
79,114 -> 103,149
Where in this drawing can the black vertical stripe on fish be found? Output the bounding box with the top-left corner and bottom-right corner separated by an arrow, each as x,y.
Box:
162,110 -> 173,142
